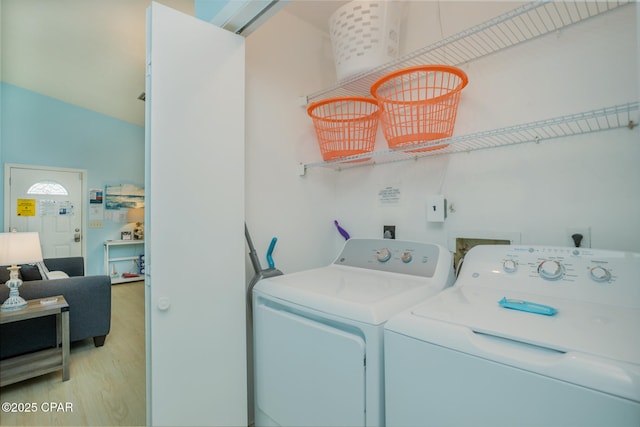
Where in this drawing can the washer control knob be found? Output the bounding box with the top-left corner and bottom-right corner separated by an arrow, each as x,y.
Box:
503,259 -> 518,273
538,260 -> 565,280
401,252 -> 413,263
376,248 -> 391,263
590,266 -> 612,283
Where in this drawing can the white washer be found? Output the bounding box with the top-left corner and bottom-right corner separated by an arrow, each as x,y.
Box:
385,245 -> 640,427
253,238 -> 454,427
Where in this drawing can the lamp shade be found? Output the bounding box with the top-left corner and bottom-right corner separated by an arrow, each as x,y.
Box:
127,207 -> 145,223
0,232 -> 44,266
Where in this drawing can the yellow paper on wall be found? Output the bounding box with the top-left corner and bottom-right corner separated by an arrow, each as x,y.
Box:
17,199 -> 36,216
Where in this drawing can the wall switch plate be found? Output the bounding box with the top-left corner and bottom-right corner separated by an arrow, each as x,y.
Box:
427,195 -> 446,222
383,225 -> 396,239
566,227 -> 591,248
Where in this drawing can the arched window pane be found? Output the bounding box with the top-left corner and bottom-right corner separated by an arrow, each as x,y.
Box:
27,181 -> 69,195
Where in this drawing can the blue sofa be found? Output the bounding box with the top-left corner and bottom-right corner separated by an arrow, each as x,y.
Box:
0,257 -> 111,359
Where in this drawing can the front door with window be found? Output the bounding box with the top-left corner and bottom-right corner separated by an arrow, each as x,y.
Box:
5,164 -> 85,258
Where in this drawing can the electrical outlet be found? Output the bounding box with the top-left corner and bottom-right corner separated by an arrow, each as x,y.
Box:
383,225 -> 396,239
566,227 -> 591,248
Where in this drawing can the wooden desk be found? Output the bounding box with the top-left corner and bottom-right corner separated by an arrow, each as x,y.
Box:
0,295 -> 70,387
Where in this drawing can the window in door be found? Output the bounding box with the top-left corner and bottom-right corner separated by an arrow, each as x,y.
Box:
27,181 -> 69,196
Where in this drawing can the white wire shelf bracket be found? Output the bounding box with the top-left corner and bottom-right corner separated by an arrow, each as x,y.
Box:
302,102 -> 639,172
306,0 -> 633,103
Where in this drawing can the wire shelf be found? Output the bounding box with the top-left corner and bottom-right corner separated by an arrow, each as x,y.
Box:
302,102 -> 639,171
306,0 -> 633,103
300,0 -> 636,173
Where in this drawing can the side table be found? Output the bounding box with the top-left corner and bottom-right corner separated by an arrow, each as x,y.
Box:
0,295 -> 70,387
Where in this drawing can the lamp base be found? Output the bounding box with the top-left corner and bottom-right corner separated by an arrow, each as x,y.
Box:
2,265 -> 28,312
1,295 -> 28,312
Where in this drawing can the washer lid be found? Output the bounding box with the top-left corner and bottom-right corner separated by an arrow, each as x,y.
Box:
410,286 -> 640,365
254,265 -> 450,325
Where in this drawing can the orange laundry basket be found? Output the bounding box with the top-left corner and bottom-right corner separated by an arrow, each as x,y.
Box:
307,97 -> 380,161
371,65 -> 468,152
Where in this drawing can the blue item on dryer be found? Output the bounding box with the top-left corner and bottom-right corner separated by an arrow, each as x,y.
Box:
498,297 -> 557,316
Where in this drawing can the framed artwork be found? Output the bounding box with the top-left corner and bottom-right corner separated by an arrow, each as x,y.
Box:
105,184 -> 144,210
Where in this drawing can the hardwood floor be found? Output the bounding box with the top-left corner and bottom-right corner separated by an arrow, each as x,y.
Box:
0,281 -> 146,426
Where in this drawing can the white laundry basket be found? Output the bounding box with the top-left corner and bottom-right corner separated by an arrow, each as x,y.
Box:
329,1 -> 402,81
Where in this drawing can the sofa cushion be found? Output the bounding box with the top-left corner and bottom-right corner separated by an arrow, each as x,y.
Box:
47,271 -> 70,280
0,265 -> 12,283
20,264 -> 43,281
0,264 -> 42,282
0,257 -> 84,283
44,257 -> 84,277
0,263 -> 66,282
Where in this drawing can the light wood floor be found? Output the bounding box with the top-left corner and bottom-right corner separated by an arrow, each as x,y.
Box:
0,281 -> 146,427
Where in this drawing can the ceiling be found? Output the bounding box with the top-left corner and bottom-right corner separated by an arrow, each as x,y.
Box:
284,1 -> 348,32
1,0 -> 344,127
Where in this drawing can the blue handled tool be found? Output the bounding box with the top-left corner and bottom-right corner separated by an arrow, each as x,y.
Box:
245,223 -> 283,311
499,297 -> 558,316
266,237 -> 278,269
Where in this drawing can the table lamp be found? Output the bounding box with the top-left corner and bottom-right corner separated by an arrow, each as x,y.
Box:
127,207 -> 144,240
0,232 -> 44,312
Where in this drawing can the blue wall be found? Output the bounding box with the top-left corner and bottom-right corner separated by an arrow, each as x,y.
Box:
194,0 -> 230,22
1,82 -> 145,275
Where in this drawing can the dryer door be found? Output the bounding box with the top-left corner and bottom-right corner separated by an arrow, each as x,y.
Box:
254,302 -> 366,427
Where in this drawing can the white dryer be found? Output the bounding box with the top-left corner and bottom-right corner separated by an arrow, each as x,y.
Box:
253,238 -> 454,427
385,245 -> 640,427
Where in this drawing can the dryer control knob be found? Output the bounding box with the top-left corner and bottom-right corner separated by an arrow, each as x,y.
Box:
503,259 -> 518,273
538,260 -> 565,280
401,252 -> 412,263
376,248 -> 391,263
590,266 -> 612,283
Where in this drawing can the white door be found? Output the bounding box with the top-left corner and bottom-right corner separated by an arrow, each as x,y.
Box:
4,164 -> 85,258
146,3 -> 246,427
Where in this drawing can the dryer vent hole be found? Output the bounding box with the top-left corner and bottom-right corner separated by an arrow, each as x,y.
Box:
455,238 -> 510,270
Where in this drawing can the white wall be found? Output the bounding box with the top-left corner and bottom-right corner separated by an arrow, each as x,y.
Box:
335,2 -> 639,252
245,1 -> 640,277
245,9 -> 339,274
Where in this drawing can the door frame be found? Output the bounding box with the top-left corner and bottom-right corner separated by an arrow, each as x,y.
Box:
4,163 -> 88,261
